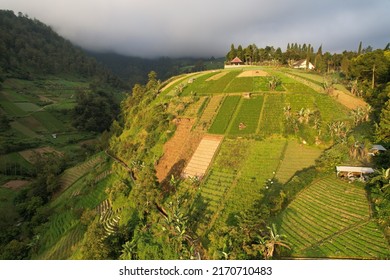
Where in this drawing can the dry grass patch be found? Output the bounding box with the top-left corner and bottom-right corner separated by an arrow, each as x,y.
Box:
155,118 -> 200,182
238,70 -> 269,77
333,90 -> 368,110
19,146 -> 63,163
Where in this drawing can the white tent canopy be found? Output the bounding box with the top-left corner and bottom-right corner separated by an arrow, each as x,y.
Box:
336,166 -> 374,174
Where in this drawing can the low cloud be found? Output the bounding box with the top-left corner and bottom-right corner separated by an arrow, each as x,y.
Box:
2,0 -> 389,57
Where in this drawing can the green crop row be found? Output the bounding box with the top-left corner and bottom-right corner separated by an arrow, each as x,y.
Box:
208,95 -> 240,134
229,96 -> 264,135
258,94 -> 285,136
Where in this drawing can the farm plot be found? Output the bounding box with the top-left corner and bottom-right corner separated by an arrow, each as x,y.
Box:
220,138 -> 286,220
229,96 -> 264,135
156,118 -> 195,182
32,111 -> 67,132
10,121 -> 40,138
285,93 -> 315,111
197,95 -> 224,130
258,94 -> 285,136
208,95 -> 240,134
0,99 -> 26,116
180,72 -> 219,96
278,176 -> 389,258
57,155 -> 104,195
180,96 -> 207,118
314,93 -> 349,122
14,102 -> 41,112
202,71 -> 240,94
19,146 -> 63,163
223,77 -> 254,93
182,134 -> 223,179
275,140 -> 322,183
197,169 -> 236,230
304,221 -> 390,259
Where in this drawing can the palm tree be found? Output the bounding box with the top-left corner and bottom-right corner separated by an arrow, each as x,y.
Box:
269,76 -> 281,91
262,224 -> 290,259
120,239 -> 137,260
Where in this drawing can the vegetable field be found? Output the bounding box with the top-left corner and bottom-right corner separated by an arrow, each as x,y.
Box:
278,176 -> 390,259
208,95 -> 240,134
229,95 -> 264,135
276,141 -> 322,183
258,94 -> 285,135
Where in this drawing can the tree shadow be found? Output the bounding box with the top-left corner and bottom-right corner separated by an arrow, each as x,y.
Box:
160,159 -> 186,193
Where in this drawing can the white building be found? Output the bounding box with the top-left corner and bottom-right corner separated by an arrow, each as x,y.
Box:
292,59 -> 315,70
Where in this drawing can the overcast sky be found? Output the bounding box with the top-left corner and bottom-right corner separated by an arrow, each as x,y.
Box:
1,0 -> 389,58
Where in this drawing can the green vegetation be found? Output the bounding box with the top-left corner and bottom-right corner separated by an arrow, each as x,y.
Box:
229,96 -> 264,135
278,176 -> 389,259
208,95 -> 240,134
1,12 -> 389,260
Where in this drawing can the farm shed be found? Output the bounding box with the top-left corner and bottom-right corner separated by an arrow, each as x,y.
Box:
336,166 -> 374,179
292,59 -> 315,70
368,145 -> 387,156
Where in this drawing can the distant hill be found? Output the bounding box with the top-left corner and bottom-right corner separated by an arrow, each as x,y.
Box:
88,51 -> 224,88
0,10 -> 123,88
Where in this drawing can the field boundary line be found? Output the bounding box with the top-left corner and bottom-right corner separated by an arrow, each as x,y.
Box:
225,97 -> 243,134
256,94 -> 267,134
300,219 -> 371,253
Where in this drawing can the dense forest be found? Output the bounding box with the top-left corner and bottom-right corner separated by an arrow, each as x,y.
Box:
0,10 -> 123,88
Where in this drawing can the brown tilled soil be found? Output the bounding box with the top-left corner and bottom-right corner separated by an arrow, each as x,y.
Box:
155,118 -> 204,183
19,146 -> 63,163
2,180 -> 30,190
238,70 -> 269,77
332,90 -> 368,110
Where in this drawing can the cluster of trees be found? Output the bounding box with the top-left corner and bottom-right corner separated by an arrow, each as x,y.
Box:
0,153 -> 65,259
226,42 -> 389,74
72,90 -> 119,133
0,10 -> 123,87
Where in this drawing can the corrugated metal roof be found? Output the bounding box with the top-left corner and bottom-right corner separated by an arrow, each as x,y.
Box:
336,166 -> 374,173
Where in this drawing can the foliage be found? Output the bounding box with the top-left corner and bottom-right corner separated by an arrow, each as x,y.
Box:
72,90 -> 119,132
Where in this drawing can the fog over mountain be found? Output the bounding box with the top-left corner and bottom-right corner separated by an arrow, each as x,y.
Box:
2,0 -> 389,57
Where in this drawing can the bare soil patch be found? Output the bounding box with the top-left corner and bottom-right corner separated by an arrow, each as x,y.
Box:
156,118 -> 204,182
206,71 -> 228,81
2,180 -> 30,190
238,70 -> 269,77
332,90 -> 368,110
19,146 -> 63,163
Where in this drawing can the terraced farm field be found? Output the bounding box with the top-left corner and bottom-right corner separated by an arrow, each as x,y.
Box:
57,155 -> 104,195
208,95 -> 240,134
229,95 -> 264,135
220,138 -> 286,220
258,94 -> 285,135
197,95 -> 224,130
276,141 -> 322,183
278,176 -> 390,259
